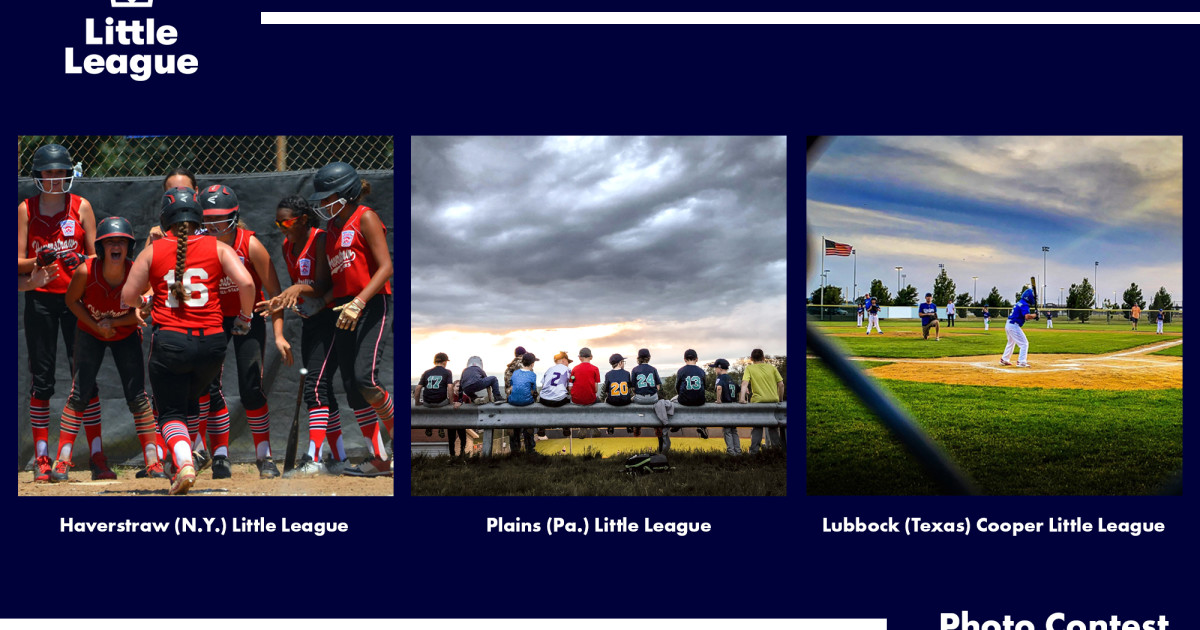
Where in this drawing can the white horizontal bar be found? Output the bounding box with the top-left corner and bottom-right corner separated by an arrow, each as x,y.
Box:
261,12 -> 1200,25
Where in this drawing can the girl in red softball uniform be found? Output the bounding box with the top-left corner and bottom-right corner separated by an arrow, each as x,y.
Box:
198,184 -> 291,479
310,162 -> 394,477
123,187 -> 255,495
268,195 -> 373,477
51,217 -> 160,481
18,144 -> 100,482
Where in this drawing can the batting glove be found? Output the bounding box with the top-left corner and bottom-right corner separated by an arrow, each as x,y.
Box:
232,312 -> 253,336
36,246 -> 58,268
57,250 -> 85,273
333,297 -> 366,330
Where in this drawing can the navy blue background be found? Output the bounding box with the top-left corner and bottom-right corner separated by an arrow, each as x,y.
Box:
10,2 -> 1192,626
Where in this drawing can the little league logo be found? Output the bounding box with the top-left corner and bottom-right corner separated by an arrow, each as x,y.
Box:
60,220 -> 76,237
340,230 -> 354,248
298,258 -> 312,277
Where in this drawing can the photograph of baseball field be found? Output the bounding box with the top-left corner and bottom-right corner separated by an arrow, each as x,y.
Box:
806,136 -> 1182,495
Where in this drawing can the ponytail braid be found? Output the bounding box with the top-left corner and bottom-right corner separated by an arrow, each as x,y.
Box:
171,223 -> 190,304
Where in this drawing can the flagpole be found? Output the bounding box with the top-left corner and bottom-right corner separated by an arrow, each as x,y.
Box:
821,235 -> 826,321
852,248 -> 857,302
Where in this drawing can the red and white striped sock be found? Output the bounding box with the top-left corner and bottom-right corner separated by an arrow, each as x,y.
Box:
56,406 -> 83,463
132,406 -> 158,466
162,420 -> 194,469
196,394 -> 210,449
247,404 -> 271,460
30,396 -> 51,457
370,390 -> 394,435
305,406 -> 330,460
327,409 -> 346,460
354,406 -> 384,459
207,404 -> 231,457
82,395 -> 103,456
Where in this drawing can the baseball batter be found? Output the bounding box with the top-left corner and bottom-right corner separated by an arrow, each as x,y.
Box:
1000,289 -> 1038,368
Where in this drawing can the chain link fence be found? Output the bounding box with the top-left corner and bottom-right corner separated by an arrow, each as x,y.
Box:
18,135 -> 393,177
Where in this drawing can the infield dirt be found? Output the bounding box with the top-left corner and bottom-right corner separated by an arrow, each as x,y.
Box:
17,463 -> 394,497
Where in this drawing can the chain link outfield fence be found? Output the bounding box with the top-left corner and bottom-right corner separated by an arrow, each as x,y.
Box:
17,135 -> 395,470
18,136 -> 394,177
807,304 -> 1182,325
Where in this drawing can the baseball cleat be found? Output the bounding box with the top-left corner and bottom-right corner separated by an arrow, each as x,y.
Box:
51,459 -> 73,482
999,359 -> 1012,366
283,454 -> 327,478
34,455 -> 54,482
211,455 -> 232,479
170,465 -> 196,495
1017,363 -> 1031,368
136,461 -> 169,479
90,453 -> 117,480
342,456 -> 392,478
256,458 -> 281,479
322,455 -> 350,476
192,449 -> 211,474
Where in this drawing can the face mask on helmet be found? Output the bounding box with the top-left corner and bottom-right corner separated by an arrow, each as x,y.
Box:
203,211 -> 238,235
313,197 -> 347,221
35,171 -> 74,194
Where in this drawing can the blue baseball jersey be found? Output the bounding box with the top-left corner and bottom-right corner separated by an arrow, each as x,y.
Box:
508,370 -> 539,405
982,309 -> 990,319
1158,310 -> 1164,321
675,364 -> 708,406
1008,301 -> 1031,327
918,301 -> 937,324
857,304 -> 864,314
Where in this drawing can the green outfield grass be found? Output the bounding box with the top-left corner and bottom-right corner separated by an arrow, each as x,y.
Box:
810,320 -> 1181,358
1151,343 -> 1183,357
806,359 -> 1182,495
811,315 -> 1183,333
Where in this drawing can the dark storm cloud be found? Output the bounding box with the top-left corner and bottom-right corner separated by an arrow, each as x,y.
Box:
411,136 -> 788,329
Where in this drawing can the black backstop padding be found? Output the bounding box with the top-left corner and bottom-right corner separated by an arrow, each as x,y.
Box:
16,170 -> 394,469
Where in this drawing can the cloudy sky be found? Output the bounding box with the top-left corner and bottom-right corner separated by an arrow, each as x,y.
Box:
807,136 -> 1182,307
411,136 -> 787,382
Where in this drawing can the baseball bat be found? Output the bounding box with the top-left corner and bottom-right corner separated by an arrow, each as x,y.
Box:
1030,276 -> 1039,319
284,367 -> 307,472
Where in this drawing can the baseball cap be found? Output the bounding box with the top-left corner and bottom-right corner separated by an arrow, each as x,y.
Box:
514,346 -> 526,357
609,353 -> 625,365
707,358 -> 730,369
925,292 -> 932,297
434,352 -> 449,363
521,352 -> 538,366
579,347 -> 592,358
637,348 -> 651,359
554,351 -> 574,364
684,349 -> 698,360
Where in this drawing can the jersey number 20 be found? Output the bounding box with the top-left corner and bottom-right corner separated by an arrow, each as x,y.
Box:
163,268 -> 210,307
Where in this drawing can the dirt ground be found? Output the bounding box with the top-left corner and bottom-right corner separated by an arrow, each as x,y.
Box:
859,341 -> 1183,390
17,463 -> 394,497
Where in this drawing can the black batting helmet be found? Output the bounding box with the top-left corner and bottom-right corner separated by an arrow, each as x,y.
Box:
32,144 -> 75,193
96,216 -> 137,250
308,162 -> 362,204
160,187 -> 204,231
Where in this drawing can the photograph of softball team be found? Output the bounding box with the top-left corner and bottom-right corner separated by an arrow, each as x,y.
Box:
19,144 -> 394,495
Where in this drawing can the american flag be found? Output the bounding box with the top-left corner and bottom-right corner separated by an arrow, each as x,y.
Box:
825,239 -> 852,257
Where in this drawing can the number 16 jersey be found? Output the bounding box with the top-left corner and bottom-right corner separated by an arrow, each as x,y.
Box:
149,235 -> 225,332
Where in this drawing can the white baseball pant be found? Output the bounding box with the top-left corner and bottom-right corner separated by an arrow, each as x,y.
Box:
868,313 -> 882,333
1003,321 -> 1029,364
1157,320 -> 1163,333
1047,319 -> 1053,329
984,318 -> 990,331
856,312 -> 863,327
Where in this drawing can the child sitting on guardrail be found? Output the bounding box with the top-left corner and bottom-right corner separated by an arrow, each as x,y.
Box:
674,349 -> 709,441
709,359 -> 741,455
460,356 -> 506,405
507,352 -> 540,453
540,352 -> 573,437
414,353 -> 454,436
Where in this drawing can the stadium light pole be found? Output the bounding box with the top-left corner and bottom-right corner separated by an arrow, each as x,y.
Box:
972,276 -> 978,303
1060,287 -> 1064,306
1094,261 -> 1099,308
895,266 -> 902,303
1042,246 -> 1049,310
851,249 -> 856,301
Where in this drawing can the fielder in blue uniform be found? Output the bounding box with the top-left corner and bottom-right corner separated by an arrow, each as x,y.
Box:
856,300 -> 865,327
865,294 -> 882,335
1156,308 -> 1165,334
1001,289 -> 1038,367
918,292 -> 940,341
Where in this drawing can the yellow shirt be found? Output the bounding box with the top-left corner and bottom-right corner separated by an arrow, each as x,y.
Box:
744,362 -> 784,403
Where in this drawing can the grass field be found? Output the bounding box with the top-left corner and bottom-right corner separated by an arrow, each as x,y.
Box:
411,448 -> 786,496
806,323 -> 1183,495
810,320 -> 1181,358
1151,343 -> 1183,357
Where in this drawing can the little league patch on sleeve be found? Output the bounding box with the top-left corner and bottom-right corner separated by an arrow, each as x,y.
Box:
340,230 -> 354,248
60,220 -> 76,237
298,257 -> 312,277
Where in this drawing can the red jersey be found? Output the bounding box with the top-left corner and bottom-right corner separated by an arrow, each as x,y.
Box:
24,194 -> 87,294
217,228 -> 264,317
327,205 -> 392,299
570,361 -> 602,405
77,258 -> 138,341
149,235 -> 224,333
283,227 -> 327,313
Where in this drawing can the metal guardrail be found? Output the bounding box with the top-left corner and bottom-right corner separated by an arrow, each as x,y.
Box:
411,400 -> 787,456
